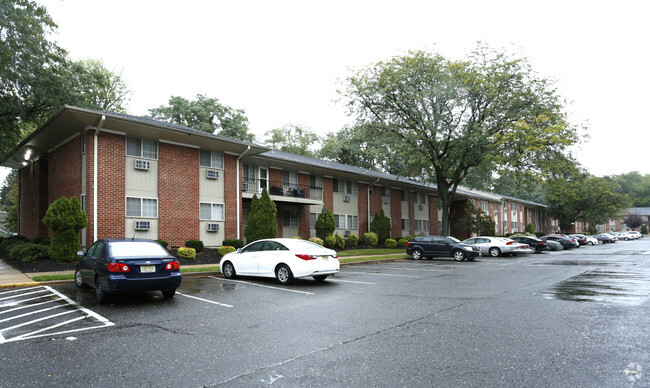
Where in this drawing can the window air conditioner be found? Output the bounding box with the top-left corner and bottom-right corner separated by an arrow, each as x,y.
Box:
383,197 -> 390,204
134,160 -> 150,171
242,182 -> 249,191
343,195 -> 351,202
419,204 -> 425,210
206,223 -> 219,232
135,221 -> 150,230
344,230 -> 351,237
206,169 -> 219,179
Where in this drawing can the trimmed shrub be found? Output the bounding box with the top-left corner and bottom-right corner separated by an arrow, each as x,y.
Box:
525,223 -> 535,234
402,235 -> 415,243
385,239 -> 397,248
361,232 -> 379,247
223,239 -> 244,249
314,206 -> 335,240
397,238 -> 408,248
245,188 -> 277,243
324,235 -> 336,249
9,242 -> 49,262
156,240 -> 169,250
42,196 -> 87,262
178,247 -> 196,260
345,233 -> 359,248
334,234 -> 345,249
642,224 -> 648,235
308,237 -> 324,246
32,237 -> 51,246
185,240 -> 204,253
370,209 -> 391,245
218,246 -> 236,256
0,236 -> 28,253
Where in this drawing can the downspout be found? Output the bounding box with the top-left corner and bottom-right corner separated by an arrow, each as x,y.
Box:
93,115 -> 105,241
236,146 -> 251,240
368,179 -> 380,232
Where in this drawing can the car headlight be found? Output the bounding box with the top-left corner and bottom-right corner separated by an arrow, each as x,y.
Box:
463,246 -> 473,251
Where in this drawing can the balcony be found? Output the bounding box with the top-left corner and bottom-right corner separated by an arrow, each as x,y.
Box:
242,178 -> 323,204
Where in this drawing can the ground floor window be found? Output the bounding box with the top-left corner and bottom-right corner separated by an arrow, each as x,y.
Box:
200,202 -> 224,221
126,197 -> 158,218
283,210 -> 299,227
334,214 -> 358,229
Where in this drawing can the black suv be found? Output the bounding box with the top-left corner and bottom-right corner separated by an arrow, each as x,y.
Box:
406,236 -> 480,261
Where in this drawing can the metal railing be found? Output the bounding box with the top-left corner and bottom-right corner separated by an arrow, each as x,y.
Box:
242,178 -> 323,200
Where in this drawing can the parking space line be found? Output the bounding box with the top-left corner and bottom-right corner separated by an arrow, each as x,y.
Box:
176,292 -> 233,307
210,277 -> 315,295
328,279 -> 376,285
343,271 -> 420,278
381,267 -> 447,272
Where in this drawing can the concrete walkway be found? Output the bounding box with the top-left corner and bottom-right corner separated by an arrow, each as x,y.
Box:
0,258 -> 40,288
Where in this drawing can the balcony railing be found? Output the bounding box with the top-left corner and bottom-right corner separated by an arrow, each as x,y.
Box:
242,178 -> 323,200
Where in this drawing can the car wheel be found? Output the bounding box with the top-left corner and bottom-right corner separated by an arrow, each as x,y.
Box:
411,249 -> 423,260
489,247 -> 501,257
313,275 -> 329,282
222,261 -> 236,279
276,264 -> 293,284
95,278 -> 107,304
162,289 -> 176,298
588,241 -> 594,246
74,269 -> 87,289
452,250 -> 466,261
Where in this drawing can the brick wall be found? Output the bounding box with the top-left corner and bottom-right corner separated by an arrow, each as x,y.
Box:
48,136 -> 83,203
357,183 -> 368,235
224,154 -> 238,240
429,195 -> 439,235
18,160 -> 49,239
298,173 -> 310,238
158,143 -> 199,247
94,131 -> 125,239
390,188 -> 401,239
323,178 -> 333,211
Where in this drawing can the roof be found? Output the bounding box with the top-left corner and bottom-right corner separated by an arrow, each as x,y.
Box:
627,207 -> 650,215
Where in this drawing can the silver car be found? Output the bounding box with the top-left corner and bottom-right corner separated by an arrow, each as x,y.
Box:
461,236 -> 534,257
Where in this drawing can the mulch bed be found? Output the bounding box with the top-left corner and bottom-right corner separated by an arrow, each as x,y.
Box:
1,248 -> 222,273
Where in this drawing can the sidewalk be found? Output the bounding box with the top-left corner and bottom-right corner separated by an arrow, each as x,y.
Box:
0,257 -> 41,288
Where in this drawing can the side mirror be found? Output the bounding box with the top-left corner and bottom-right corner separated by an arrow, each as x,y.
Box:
236,248 -> 242,254
76,250 -> 84,256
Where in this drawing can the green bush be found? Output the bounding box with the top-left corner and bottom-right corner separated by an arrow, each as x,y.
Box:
32,237 -> 51,246
245,188 -> 277,243
308,237 -> 324,246
9,242 -> 49,262
218,246 -> 236,256
345,234 -> 359,248
324,235 -> 336,249
334,234 -> 345,249
0,235 -> 28,253
42,196 -> 87,263
370,209 -> 391,245
385,239 -> 397,248
178,247 -> 196,260
397,238 -> 408,248
314,206 -> 335,240
361,232 -> 379,247
156,240 -> 168,249
185,240 -> 204,253
223,239 -> 244,249
642,224 -> 648,235
525,223 -> 535,234
402,235 -> 415,242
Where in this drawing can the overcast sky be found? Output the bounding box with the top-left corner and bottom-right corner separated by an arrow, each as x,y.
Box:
7,0 -> 648,183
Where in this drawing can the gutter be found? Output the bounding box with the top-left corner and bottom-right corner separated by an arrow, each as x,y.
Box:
369,179 -> 380,232
236,146 -> 251,240
93,115 -> 106,241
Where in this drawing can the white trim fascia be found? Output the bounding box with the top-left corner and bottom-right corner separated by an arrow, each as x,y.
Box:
159,139 -> 200,149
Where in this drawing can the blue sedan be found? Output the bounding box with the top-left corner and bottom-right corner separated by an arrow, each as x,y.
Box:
75,238 -> 182,303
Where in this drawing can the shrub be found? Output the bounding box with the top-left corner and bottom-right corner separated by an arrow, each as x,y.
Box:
385,239 -> 397,248
402,235 -> 415,242
185,240 -> 204,253
9,242 -> 49,262
308,237 -> 324,246
362,232 -> 379,247
245,188 -> 277,243
32,237 -> 51,246
223,239 -> 244,249
334,234 -> 345,249
397,238 -> 408,248
156,240 -> 168,249
178,247 -> 196,260
642,224 -> 648,235
218,246 -> 236,256
525,223 -> 535,234
0,236 -> 28,253
324,235 -> 336,249
345,234 -> 359,248
42,196 -> 87,262
370,209 -> 391,245
314,206 -> 335,240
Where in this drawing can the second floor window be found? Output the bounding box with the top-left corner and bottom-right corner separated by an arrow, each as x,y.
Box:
200,150 -> 224,169
126,197 -> 158,218
127,137 -> 158,159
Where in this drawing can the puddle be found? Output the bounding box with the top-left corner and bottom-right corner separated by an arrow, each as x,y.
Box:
542,268 -> 650,305
534,260 -> 632,267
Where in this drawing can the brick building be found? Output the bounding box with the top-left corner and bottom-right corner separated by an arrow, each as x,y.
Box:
2,106 -> 556,248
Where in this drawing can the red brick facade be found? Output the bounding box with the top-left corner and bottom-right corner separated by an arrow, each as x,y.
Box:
94,131 -> 125,240
224,154 -> 239,240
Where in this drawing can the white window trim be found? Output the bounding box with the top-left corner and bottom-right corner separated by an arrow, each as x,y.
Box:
126,197 -> 158,218
199,202 -> 225,221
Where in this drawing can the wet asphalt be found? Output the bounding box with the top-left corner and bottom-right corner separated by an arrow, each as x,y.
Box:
1,239 -> 648,387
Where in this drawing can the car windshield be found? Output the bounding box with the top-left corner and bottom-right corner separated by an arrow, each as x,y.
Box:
447,236 -> 461,243
109,241 -> 169,258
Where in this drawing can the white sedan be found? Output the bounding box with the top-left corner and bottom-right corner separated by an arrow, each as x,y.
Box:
220,238 -> 340,284
461,236 -> 534,257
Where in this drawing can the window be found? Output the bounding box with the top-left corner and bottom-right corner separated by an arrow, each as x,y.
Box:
334,179 -> 357,195
282,171 -> 298,188
480,201 -> 489,213
81,134 -> 86,154
401,190 -> 409,202
334,214 -> 358,229
310,213 -> 317,228
127,137 -> 158,159
200,150 -> 224,169
309,175 -> 323,190
416,192 -> 427,204
80,194 -> 86,212
243,164 -> 256,182
283,210 -> 299,227
126,197 -> 158,218
200,203 -> 224,221
401,218 -> 410,231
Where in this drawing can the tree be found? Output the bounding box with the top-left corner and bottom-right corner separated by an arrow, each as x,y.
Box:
456,200 -> 496,238
608,172 -> 650,207
370,209 -> 391,244
42,196 -> 87,262
263,124 -> 320,157
63,59 -> 130,113
314,206 -> 335,240
623,213 -> 645,231
244,188 -> 277,243
0,171 -> 18,232
149,94 -> 255,142
343,45 -> 578,236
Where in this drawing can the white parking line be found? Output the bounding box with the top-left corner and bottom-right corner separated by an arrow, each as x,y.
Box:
210,277 -> 315,295
381,267 -> 447,272
328,279 -> 376,285
176,292 -> 233,307
343,271 -> 420,278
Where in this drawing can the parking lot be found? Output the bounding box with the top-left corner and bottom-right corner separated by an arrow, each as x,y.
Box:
1,241 -> 649,387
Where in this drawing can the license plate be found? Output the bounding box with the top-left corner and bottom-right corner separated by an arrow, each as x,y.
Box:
321,256 -> 329,260
141,265 -> 156,273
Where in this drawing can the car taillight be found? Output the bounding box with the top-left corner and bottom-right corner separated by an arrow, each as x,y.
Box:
295,254 -> 317,260
407,242 -> 411,247
165,261 -> 180,270
107,262 -> 130,272
506,241 -> 514,245
539,242 -> 546,245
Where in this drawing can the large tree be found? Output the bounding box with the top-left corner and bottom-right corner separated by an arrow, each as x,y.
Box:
343,45 -> 578,235
263,124 -> 320,157
149,94 -> 255,142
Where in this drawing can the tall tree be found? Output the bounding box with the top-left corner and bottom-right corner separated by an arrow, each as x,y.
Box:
63,59 -> 130,113
343,45 -> 579,235
149,94 -> 255,142
244,188 -> 277,243
263,124 -> 320,156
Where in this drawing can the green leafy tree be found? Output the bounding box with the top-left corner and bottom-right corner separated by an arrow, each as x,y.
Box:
149,94 -> 255,142
623,213 -> 644,231
42,196 -> 87,262
314,206 -> 335,240
244,188 -> 277,243
63,59 -> 130,113
0,171 -> 18,232
456,200 -> 495,238
343,44 -> 579,236
608,171 -> 650,207
370,209 -> 391,244
264,125 -> 320,157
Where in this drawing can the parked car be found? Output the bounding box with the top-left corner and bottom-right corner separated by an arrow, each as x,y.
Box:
220,238 -> 339,284
596,233 -> 617,243
613,231 -> 639,241
582,235 -> 600,245
461,236 -> 534,257
406,236 -> 481,261
628,231 -> 643,239
75,238 -> 182,303
510,236 -> 548,253
541,235 -> 576,249
569,234 -> 588,246
549,234 -> 580,248
544,239 -> 564,251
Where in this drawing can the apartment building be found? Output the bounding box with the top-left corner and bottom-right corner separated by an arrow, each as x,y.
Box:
2,106 -> 554,248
